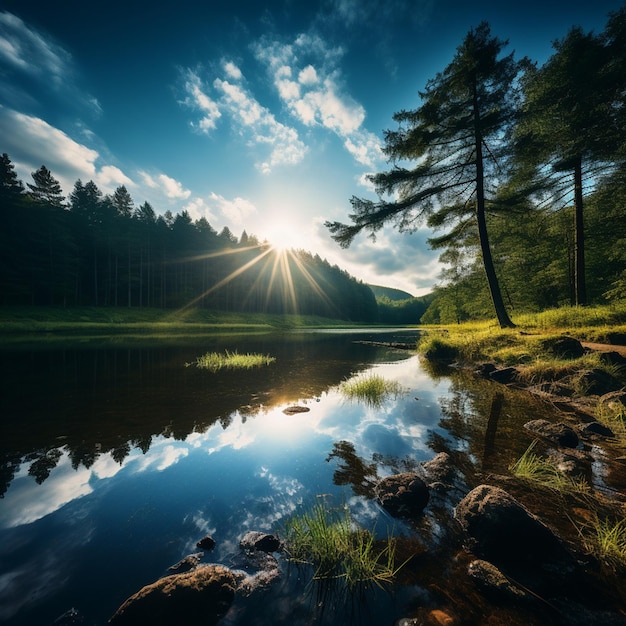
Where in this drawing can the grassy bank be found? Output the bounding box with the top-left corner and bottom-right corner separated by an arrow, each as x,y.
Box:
0,305 -> 369,337
417,302 -> 626,368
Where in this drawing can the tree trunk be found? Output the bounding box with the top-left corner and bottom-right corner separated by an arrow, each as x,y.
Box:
573,156 -> 587,306
472,79 -> 515,328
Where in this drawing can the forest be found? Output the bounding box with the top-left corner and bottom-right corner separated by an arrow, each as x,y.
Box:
0,156 -> 380,322
327,9 -> 626,326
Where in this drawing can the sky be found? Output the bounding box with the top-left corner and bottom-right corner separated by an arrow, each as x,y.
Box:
1,0 -> 623,296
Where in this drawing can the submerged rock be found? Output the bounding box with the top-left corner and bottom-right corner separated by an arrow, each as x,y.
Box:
109,564 -> 236,626
375,472 -> 429,518
467,559 -> 530,602
455,485 -> 570,567
524,419 -> 579,448
239,531 -> 281,553
167,552 -> 203,574
196,535 -> 216,551
282,405 -> 310,415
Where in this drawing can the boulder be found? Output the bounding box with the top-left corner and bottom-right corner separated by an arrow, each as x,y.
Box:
574,369 -> 623,395
422,452 -> 457,486
109,564 -> 236,626
540,336 -> 585,359
196,535 -> 216,551
598,351 -> 626,367
524,419 -> 579,448
579,421 -> 615,438
467,559 -> 530,602
239,531 -> 281,553
488,367 -> 519,384
455,485 -> 570,567
375,472 -> 429,518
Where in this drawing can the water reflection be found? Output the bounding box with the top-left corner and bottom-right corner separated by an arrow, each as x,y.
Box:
0,330 -> 574,626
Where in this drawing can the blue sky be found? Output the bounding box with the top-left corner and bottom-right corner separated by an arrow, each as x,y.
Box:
1,0 -> 623,296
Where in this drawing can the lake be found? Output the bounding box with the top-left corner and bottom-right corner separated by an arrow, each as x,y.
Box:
0,328 -> 565,625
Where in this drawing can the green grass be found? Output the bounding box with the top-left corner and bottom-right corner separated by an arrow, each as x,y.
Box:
338,373 -> 405,408
509,441 -> 590,494
0,305 -> 367,336
417,304 -> 626,391
284,499 -> 404,591
186,349 -> 276,372
588,516 -> 626,572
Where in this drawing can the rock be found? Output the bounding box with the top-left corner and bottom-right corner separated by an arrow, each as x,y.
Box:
455,485 -> 570,567
548,449 -> 592,480
579,421 -> 615,438
488,367 -> 519,384
375,472 -> 429,518
524,419 -> 579,448
109,564 -> 236,626
232,553 -> 281,596
282,405 -> 310,415
540,336 -> 585,359
239,531 -> 281,553
167,552 -> 203,574
605,331 -> 626,345
196,535 -> 216,551
475,363 -> 497,378
467,559 -> 530,601
574,369 -> 623,395
598,351 -> 626,367
422,452 -> 457,485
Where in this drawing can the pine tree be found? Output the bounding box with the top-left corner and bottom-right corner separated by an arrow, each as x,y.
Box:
27,165 -> 65,207
326,23 -> 524,328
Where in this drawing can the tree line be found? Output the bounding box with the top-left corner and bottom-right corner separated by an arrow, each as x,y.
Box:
327,9 -> 626,326
0,155 -> 378,322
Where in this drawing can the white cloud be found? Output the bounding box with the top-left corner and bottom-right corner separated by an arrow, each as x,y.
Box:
298,65 -> 318,86
0,11 -> 70,84
96,165 -> 134,190
158,173 -> 191,199
183,197 -> 217,222
137,170 -> 191,204
181,68 -> 222,133
208,191 -> 257,226
180,65 -> 307,174
253,34 -> 382,169
223,60 -> 242,80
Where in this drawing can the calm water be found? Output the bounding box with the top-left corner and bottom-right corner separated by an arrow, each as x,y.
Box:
0,329 -> 560,625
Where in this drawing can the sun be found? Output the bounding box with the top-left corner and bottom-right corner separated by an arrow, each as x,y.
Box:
262,216 -> 306,253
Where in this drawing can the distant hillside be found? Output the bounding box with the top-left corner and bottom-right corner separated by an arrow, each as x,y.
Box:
368,285 -> 415,301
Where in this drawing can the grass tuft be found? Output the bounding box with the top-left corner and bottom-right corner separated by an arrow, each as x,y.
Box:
186,349 -> 275,372
284,499 -> 404,591
590,517 -> 626,572
339,373 -> 405,408
509,441 -> 590,494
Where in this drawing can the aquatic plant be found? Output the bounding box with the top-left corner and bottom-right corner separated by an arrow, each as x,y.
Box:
186,349 -> 275,372
509,441 -> 589,494
339,373 -> 405,408
284,499 -> 403,591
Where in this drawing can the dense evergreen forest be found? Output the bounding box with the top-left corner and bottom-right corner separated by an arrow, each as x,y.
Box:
327,10 -> 626,326
0,156 -> 380,322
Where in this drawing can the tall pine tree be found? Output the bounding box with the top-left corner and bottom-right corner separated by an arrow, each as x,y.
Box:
326,23 -> 525,327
